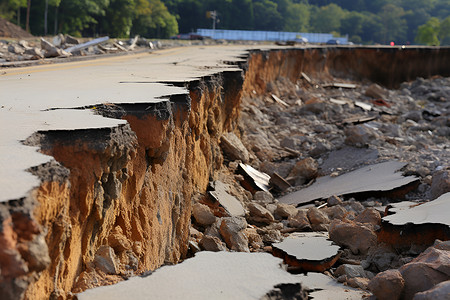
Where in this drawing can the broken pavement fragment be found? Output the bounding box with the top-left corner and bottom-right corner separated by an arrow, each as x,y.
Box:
77,252 -> 302,300
208,181 -> 246,217
379,192 -> 450,248
220,132 -> 250,162
272,233 -> 341,272
237,163 -> 271,193
279,161 -> 418,207
296,271 -> 370,299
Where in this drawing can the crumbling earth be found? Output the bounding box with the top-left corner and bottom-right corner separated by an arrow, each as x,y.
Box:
187,74 -> 450,299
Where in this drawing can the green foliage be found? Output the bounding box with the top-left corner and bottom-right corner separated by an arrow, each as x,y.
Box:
283,2 -> 310,32
439,16 -> 450,45
0,0 -> 448,45
415,17 -> 440,45
310,3 -> 346,33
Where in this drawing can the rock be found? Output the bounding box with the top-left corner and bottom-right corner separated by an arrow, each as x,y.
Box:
8,44 -> 25,54
288,157 -> 318,186
275,203 -> 298,219
259,228 -> 283,244
355,208 -> 381,226
199,235 -> 227,252
288,210 -> 311,230
323,205 -> 350,221
335,264 -> 369,279
192,203 -> 216,226
244,227 -> 264,249
247,203 -> 275,224
307,207 -> 330,225
368,269 -> 405,300
344,125 -> 377,148
219,217 -> 249,252
399,246 -> 450,299
93,245 -> 119,275
205,219 -> 223,239
431,170 -> 450,199
108,226 -> 131,252
220,132 -> 250,162
24,47 -> 44,59
329,219 -> 377,255
365,83 -> 388,100
366,246 -> 398,272
254,191 -> 274,204
327,195 -> 342,206
65,34 -> 80,45
347,277 -> 370,290
413,280 -> 450,300
40,37 -> 71,58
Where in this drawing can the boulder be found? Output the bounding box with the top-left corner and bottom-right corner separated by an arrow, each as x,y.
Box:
93,245 -> 119,275
344,125 -> 377,148
413,280 -> 450,300
327,195 -> 342,206
399,246 -> 450,300
347,277 -> 370,290
288,157 -> 318,186
323,205 -> 349,221
192,203 -> 216,226
199,235 -> 227,252
220,132 -> 250,162
365,83 -> 388,100
247,203 -> 275,224
275,203 -> 298,219
355,208 -> 381,226
431,170 -> 450,199
254,191 -> 274,204
219,217 -> 249,252
288,210 -> 311,230
368,269 -> 405,300
307,207 -> 330,225
335,264 -> 370,279
329,219 -> 377,254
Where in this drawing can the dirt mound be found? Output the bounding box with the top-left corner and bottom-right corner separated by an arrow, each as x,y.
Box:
0,17 -> 33,38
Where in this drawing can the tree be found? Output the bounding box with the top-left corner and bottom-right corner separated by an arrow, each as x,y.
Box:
283,2 -> 310,32
310,3 -> 346,34
415,17 -> 440,45
58,0 -> 109,36
378,4 -> 407,43
132,0 -> 178,38
341,11 -> 365,38
439,16 -> 450,45
253,0 -> 283,31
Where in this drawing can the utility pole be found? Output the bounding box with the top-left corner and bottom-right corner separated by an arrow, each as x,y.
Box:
210,10 -> 217,30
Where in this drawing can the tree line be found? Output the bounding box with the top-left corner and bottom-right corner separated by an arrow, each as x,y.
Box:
0,0 -> 449,45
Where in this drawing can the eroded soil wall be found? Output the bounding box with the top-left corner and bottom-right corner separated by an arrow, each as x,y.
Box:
1,46 -> 449,300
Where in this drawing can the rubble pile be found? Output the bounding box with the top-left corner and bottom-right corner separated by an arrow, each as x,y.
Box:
188,75 -> 449,299
0,34 -> 161,63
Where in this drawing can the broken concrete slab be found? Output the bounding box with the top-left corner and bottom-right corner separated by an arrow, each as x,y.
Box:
65,36 -> 109,53
319,146 -> 379,176
280,161 -> 418,207
220,132 -> 250,162
208,181 -> 246,217
77,252 -> 301,300
296,272 -> 371,299
323,82 -> 357,89
378,192 -> 450,248
237,163 -> 271,193
272,232 -> 341,272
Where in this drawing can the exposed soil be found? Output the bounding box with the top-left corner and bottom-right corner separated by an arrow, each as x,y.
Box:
0,17 -> 33,38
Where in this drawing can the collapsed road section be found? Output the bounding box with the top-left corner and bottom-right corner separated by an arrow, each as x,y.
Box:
1,45 -> 450,299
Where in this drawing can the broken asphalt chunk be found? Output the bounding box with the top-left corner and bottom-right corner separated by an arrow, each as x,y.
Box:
279,161 -> 418,207
378,192 -> 450,249
237,163 -> 271,193
77,252 -> 302,300
272,232 -> 341,272
208,180 -> 245,217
